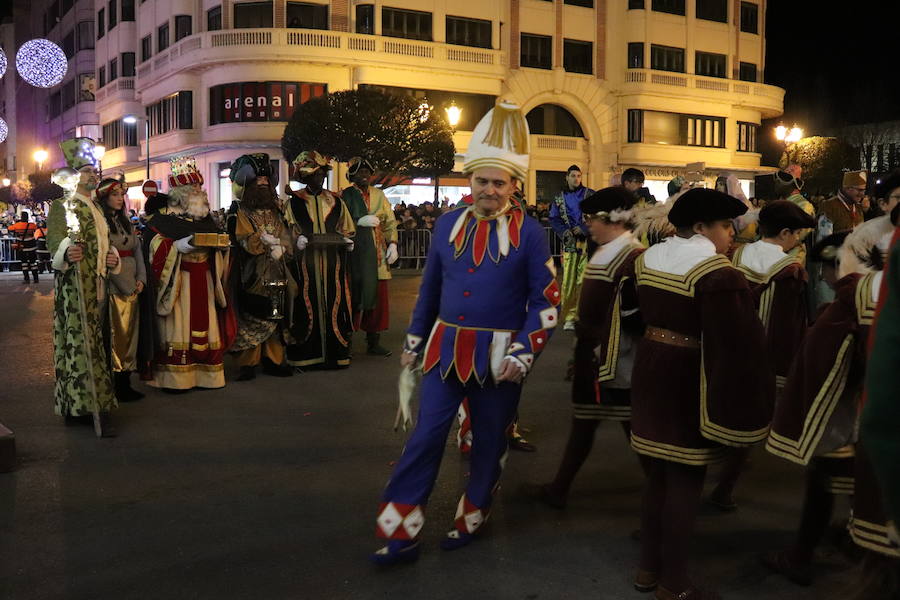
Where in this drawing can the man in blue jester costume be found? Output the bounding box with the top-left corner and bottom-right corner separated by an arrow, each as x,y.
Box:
370,101 -> 561,564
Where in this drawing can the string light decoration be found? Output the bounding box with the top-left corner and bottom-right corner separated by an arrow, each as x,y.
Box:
0,118 -> 7,144
0,50 -> 7,78
16,39 -> 67,88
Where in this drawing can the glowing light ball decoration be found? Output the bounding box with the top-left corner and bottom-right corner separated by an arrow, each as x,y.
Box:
0,118 -> 7,144
0,50 -> 7,78
16,39 -> 67,88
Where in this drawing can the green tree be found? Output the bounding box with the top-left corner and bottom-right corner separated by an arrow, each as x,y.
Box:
281,88 -> 456,189
779,136 -> 861,196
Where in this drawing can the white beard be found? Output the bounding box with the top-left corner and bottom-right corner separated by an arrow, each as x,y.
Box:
170,188 -> 210,219
186,193 -> 210,219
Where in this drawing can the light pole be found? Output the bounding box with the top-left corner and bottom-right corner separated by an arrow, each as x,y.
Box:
124,114 -> 151,180
433,101 -> 463,204
33,149 -> 48,172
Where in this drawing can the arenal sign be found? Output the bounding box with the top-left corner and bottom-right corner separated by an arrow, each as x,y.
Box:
209,82 -> 327,124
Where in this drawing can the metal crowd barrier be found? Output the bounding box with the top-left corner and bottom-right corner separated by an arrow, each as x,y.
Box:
0,237 -> 17,271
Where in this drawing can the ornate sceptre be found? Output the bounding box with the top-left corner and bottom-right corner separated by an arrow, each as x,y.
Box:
52,167 -> 103,437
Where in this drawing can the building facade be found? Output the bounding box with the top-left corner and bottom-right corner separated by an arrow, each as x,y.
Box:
89,0 -> 783,209
5,0 -> 100,183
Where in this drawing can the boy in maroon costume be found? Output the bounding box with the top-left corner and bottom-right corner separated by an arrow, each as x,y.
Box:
708,200 -> 815,509
526,186 -> 644,508
630,188 -> 774,600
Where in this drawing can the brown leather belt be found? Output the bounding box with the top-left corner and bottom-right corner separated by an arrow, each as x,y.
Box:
644,326 -> 700,349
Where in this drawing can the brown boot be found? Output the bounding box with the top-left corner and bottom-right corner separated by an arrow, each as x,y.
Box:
634,569 -> 658,593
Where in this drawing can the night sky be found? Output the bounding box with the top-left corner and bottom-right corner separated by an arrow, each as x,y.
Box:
764,1 -> 900,134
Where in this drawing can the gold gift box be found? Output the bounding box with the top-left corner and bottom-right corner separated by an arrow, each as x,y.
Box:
191,232 -> 230,248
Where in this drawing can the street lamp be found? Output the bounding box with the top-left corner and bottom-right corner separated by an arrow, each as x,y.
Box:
1,178 -> 10,187
94,144 -> 106,175
775,123 -> 803,145
33,149 -> 48,172
445,101 -> 462,128
123,114 -> 151,180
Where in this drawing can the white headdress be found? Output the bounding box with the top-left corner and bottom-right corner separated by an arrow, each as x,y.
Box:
463,100 -> 530,181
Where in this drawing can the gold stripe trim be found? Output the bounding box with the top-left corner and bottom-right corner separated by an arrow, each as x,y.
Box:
856,272 -> 878,326
635,254 -> 732,297
765,334 -> 854,464
583,245 -> 634,283
597,291 -> 622,381
733,250 -> 799,285
155,363 -> 224,372
631,434 -> 727,466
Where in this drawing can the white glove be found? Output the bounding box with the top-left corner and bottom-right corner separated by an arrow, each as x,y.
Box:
269,244 -> 284,260
343,237 -> 355,252
357,215 -> 380,227
296,235 -> 309,251
175,236 -> 196,254
385,242 -> 399,265
260,232 -> 279,246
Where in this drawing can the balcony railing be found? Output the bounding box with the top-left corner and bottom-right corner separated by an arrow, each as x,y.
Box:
622,68 -> 785,115
138,28 -> 503,85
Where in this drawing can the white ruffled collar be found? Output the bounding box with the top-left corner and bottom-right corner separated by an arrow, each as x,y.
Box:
590,231 -> 637,265
737,240 -> 788,276
643,234 -> 717,276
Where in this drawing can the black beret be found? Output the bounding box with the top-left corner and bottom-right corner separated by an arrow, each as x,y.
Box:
874,172 -> 900,199
667,188 -> 747,228
581,186 -> 636,215
809,231 -> 850,265
758,200 -> 815,232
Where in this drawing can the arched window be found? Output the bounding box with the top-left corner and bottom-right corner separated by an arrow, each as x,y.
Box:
526,104 -> 584,137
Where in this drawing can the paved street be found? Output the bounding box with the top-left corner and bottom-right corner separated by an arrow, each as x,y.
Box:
0,272 -> 859,600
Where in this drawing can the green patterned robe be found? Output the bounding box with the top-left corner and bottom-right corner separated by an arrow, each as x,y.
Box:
46,192 -> 117,417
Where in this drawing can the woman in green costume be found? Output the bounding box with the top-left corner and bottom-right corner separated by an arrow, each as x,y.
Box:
46,138 -> 121,437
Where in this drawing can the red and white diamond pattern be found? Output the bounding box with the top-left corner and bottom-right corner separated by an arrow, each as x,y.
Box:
376,502 -> 425,540
454,496 -> 485,535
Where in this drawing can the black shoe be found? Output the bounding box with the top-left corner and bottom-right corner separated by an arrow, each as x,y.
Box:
509,434 -> 537,452
22,271 -> 30,283
97,412 -> 117,438
114,372 -> 143,402
366,333 -> 393,357
262,359 -> 293,377
237,366 -> 256,381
